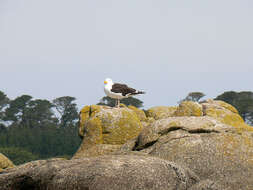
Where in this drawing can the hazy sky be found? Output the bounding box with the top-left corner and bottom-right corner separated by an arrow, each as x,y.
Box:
0,0 -> 252,109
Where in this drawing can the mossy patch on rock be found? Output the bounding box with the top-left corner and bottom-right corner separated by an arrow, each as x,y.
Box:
174,101 -> 203,117
201,99 -> 252,131
205,99 -> 238,113
79,105 -> 104,137
146,106 -> 177,120
0,153 -> 14,170
128,105 -> 147,121
75,105 -> 143,158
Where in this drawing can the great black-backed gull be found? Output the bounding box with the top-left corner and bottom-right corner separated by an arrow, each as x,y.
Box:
104,78 -> 145,108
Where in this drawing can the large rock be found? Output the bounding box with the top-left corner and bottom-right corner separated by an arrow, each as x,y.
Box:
123,116 -> 253,189
74,105 -> 143,158
0,153 -> 14,170
146,106 -> 177,120
0,155 -> 200,190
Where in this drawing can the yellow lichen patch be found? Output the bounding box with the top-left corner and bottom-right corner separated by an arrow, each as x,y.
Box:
82,117 -> 103,145
98,108 -> 143,145
0,153 -> 14,169
79,105 -> 102,121
205,99 -> 238,114
79,105 -> 110,137
146,106 -> 177,120
204,107 -> 245,129
201,100 -> 253,133
119,103 -> 127,108
78,106 -> 143,146
174,101 -> 203,117
128,105 -> 147,121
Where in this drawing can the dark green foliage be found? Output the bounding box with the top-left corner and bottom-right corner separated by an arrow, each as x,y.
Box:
179,92 -> 205,103
4,95 -> 32,122
98,96 -> 144,108
215,91 -> 253,125
0,91 -> 9,109
0,91 -> 82,164
4,95 -> 57,127
53,96 -> 79,127
0,147 -> 39,165
0,91 -> 9,121
22,99 -> 57,128
0,124 -> 81,162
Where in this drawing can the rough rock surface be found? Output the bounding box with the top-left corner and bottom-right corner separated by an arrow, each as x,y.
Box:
123,116 -> 253,189
73,144 -> 122,159
146,106 -> 177,120
0,155 -> 200,190
0,153 -> 14,170
75,105 -> 143,158
188,179 -> 224,190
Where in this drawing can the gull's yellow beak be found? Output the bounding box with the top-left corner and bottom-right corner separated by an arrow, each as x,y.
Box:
104,81 -> 108,84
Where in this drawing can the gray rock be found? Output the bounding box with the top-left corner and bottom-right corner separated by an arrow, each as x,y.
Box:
0,155 -> 199,190
125,116 -> 253,190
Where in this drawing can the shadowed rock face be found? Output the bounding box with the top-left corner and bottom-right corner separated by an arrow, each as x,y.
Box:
0,155 -> 199,190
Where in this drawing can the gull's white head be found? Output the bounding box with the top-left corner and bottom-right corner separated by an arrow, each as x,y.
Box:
104,78 -> 113,85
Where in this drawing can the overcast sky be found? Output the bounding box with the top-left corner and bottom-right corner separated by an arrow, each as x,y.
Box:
0,0 -> 252,109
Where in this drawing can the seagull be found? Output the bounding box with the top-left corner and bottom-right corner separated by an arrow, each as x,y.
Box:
104,78 -> 145,108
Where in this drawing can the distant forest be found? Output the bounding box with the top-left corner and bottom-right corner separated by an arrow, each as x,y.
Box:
0,92 -> 81,164
0,90 -> 252,165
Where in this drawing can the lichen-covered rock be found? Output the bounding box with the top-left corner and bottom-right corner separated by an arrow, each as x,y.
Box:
146,106 -> 177,120
75,105 -> 143,158
201,99 -> 252,130
128,105 -> 147,121
0,155 -> 200,190
0,153 -> 14,170
174,101 -> 203,117
204,99 -> 238,113
79,105 -> 143,144
124,116 -> 253,190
